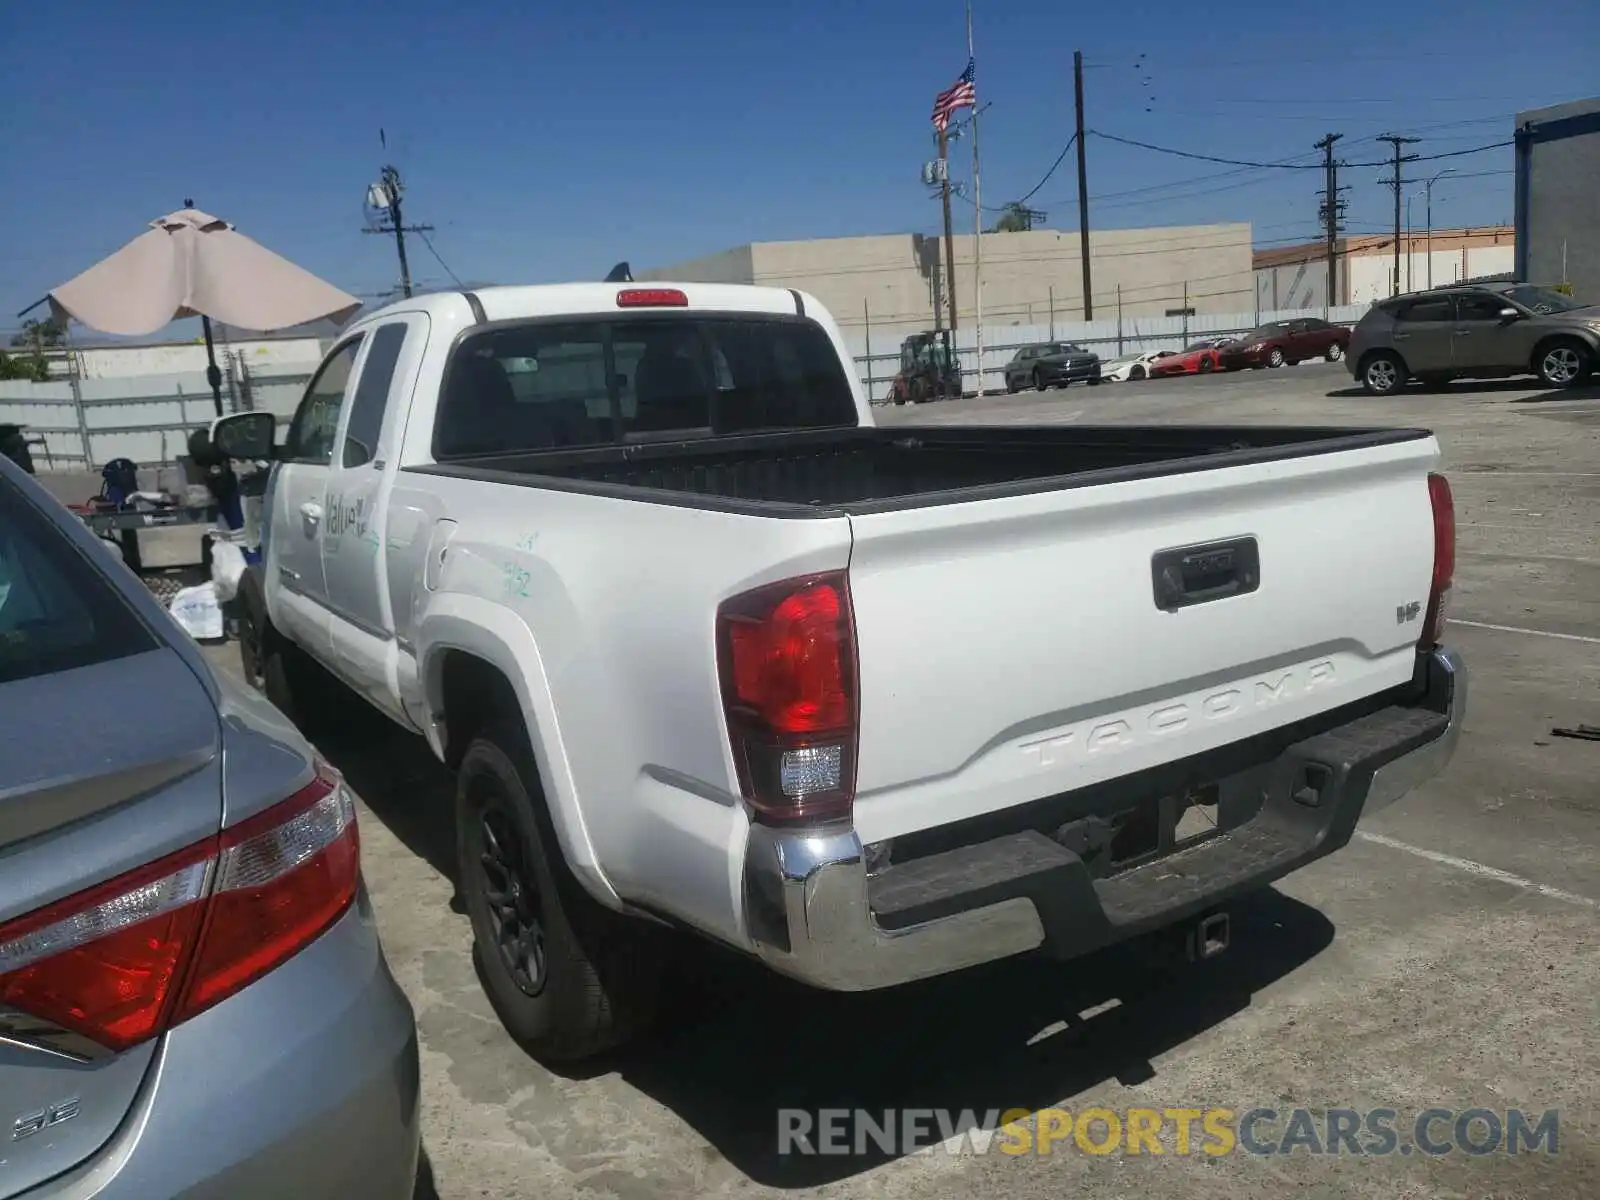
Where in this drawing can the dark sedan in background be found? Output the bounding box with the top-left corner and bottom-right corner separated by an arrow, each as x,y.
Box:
1004,341 -> 1102,391
1219,316 -> 1350,369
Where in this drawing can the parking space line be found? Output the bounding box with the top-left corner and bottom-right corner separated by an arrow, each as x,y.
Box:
1452,619 -> 1600,645
1355,831 -> 1599,910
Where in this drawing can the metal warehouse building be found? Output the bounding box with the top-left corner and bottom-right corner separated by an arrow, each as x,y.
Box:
640,223 -> 1253,346
1515,96 -> 1600,303
1254,227 -> 1515,310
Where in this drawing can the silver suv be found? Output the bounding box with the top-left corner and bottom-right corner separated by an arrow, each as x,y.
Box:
1348,282 -> 1600,395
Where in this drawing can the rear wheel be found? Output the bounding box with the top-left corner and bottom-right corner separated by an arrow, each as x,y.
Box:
262,636 -> 341,736
1033,368 -> 1047,391
1325,342 -> 1345,362
235,567 -> 268,693
1006,375 -> 1020,394
1535,339 -> 1591,388
1360,351 -> 1408,396
1267,347 -> 1286,368
457,724 -> 663,1062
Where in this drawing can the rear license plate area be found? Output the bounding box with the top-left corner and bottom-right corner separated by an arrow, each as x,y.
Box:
1055,784 -> 1221,878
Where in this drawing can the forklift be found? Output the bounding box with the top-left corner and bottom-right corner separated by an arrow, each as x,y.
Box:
887,329 -> 963,405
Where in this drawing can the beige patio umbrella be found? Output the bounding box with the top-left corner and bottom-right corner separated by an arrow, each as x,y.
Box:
37,202 -> 361,414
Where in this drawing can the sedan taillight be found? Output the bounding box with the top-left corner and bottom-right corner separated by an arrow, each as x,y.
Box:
0,763 -> 359,1053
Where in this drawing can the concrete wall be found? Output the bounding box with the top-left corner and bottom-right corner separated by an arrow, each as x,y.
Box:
1517,97 -> 1600,303
637,244 -> 755,285
646,223 -> 1255,350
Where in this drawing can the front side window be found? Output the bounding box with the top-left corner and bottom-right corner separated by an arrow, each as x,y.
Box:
1455,293 -> 1511,322
286,337 -> 364,464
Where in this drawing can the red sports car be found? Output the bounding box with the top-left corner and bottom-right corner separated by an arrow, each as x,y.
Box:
1149,338 -> 1229,377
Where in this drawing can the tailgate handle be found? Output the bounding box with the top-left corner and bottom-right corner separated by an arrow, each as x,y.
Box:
1152,537 -> 1260,611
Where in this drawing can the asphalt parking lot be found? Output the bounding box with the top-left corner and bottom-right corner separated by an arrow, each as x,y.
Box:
208,362 -> 1600,1199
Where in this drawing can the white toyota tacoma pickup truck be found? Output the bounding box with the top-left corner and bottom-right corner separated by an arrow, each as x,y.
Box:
213,281 -> 1466,1061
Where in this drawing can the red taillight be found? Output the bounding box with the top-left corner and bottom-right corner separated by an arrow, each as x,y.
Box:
1423,472 -> 1455,646
717,572 -> 858,824
617,288 -> 688,308
0,764 -> 358,1054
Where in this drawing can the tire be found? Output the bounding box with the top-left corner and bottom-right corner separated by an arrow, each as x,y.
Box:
1006,376 -> 1020,394
1130,366 -> 1146,381
1359,351 -> 1408,396
1325,342 -> 1345,362
235,567 -> 268,692
1033,368 -> 1047,392
1267,347 -> 1286,368
261,635 -> 344,736
1199,357 -> 1214,373
1534,339 -> 1592,388
457,724 -> 663,1063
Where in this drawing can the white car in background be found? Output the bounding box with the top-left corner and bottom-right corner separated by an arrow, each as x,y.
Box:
1102,350 -> 1178,382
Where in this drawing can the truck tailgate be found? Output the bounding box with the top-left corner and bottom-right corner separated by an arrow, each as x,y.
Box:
844,435 -> 1440,844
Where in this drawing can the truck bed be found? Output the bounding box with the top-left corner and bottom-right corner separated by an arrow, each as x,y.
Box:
414,423 -> 1429,516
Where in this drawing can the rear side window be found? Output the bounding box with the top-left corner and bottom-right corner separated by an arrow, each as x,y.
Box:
342,322 -> 409,467
1394,298 -> 1454,323
0,480 -> 157,684
434,316 -> 857,459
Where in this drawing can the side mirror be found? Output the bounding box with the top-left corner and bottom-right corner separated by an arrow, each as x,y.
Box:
211,411 -> 277,461
1498,307 -> 1521,322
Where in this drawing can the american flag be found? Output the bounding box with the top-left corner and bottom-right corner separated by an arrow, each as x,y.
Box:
931,59 -> 976,132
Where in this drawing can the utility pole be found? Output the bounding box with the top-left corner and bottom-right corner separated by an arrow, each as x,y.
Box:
1377,134 -> 1420,297
937,128 -> 959,332
1315,133 -> 1344,311
1073,50 -> 1093,318
363,164 -> 433,299
1425,168 -> 1455,289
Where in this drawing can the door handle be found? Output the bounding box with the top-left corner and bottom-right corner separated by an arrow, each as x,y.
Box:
1393,333 -> 1410,340
1452,329 -> 1472,336
300,501 -> 324,524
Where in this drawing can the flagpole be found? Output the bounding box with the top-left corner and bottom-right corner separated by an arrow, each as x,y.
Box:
967,2 -> 983,396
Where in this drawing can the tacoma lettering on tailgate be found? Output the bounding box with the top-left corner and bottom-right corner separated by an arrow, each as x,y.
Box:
1020,661 -> 1336,770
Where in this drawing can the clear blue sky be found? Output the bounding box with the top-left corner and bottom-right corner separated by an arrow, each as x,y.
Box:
3,0 -> 1596,335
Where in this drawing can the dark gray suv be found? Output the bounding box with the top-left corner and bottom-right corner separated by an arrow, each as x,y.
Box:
1347,282 -> 1600,395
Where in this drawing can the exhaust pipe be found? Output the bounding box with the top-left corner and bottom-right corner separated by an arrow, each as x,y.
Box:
1188,912 -> 1230,961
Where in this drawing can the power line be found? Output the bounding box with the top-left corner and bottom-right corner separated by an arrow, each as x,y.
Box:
415,230 -> 463,287
1013,134 -> 1077,205
1090,129 -> 1512,170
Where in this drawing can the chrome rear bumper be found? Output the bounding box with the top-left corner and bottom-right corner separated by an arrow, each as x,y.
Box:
742,646 -> 1466,992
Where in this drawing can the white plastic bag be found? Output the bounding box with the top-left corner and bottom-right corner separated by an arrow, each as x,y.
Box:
210,538 -> 247,603
169,583 -> 224,641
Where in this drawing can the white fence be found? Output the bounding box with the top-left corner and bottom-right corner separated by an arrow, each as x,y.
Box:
2,302 -> 1373,468
0,356 -> 316,469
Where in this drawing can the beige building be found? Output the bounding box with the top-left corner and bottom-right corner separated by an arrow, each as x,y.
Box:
641,223 -> 1254,341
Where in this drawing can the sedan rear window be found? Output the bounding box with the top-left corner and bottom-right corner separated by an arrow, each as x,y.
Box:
434,315 -> 858,459
0,479 -> 157,684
